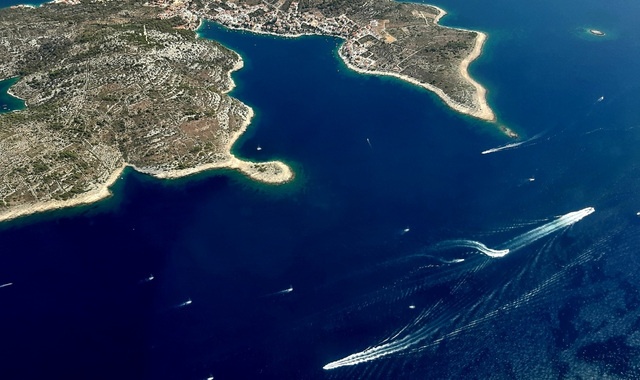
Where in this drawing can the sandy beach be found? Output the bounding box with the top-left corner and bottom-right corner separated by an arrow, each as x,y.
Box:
337,32 -> 495,122
458,31 -> 495,121
430,5 -> 496,121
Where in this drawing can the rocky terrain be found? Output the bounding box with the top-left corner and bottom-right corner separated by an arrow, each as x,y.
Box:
0,0 -> 291,221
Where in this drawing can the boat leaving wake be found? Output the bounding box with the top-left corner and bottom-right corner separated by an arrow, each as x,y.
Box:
175,299 -> 192,308
139,274 -> 154,284
481,141 -> 526,155
323,207 -> 595,370
500,207 -> 594,252
435,240 -> 510,258
265,286 -> 294,297
435,207 -> 595,259
481,133 -> 543,155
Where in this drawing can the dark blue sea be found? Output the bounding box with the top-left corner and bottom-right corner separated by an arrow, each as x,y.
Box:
2,0 -> 640,378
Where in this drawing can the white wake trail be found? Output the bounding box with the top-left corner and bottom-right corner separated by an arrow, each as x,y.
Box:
323,207 -> 595,370
435,207 -> 595,259
499,207 -> 595,252
265,286 -> 294,297
323,335 -> 415,370
481,133 -> 543,155
481,141 -> 526,155
436,240 -> 510,258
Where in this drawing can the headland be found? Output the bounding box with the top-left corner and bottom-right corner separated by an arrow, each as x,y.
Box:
192,0 -> 502,124
0,0 -> 292,223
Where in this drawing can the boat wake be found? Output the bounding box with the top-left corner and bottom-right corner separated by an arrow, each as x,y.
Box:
434,240 -> 509,258
481,141 -> 526,155
175,298 -> 192,308
323,207 -> 595,370
265,286 -> 294,297
500,207 -> 594,252
435,207 -> 595,259
139,274 -> 154,284
481,133 -> 542,155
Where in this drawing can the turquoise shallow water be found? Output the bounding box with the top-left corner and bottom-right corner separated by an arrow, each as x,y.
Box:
0,77 -> 24,112
2,0 -> 640,378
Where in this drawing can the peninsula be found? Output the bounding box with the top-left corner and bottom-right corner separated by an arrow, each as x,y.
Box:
195,0 -> 499,123
0,0 -> 291,222
0,0 -> 509,222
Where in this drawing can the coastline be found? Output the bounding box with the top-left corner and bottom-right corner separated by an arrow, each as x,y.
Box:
430,6 -> 497,121
205,4 -> 498,124
136,106 -> 294,184
587,28 -> 605,37
198,19 -> 321,40
0,50 -> 293,224
432,5 -> 447,23
458,31 -> 495,121
5,82 -> 27,104
0,164 -> 126,224
2,80 -> 26,115
337,34 -> 495,122
0,1 -> 497,223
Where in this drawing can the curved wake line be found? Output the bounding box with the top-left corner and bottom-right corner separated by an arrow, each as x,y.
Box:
322,207 -> 595,370
434,207 -> 595,259
436,240 -> 509,258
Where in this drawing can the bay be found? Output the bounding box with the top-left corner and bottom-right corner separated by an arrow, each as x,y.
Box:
1,0 -> 640,378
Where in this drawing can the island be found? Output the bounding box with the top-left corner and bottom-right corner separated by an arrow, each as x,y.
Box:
588,29 -> 605,37
0,0 -> 510,222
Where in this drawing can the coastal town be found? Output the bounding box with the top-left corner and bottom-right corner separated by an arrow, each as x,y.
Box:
198,0 -> 391,71
151,0 -> 387,72
9,0 -> 506,122
146,0 -> 500,123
